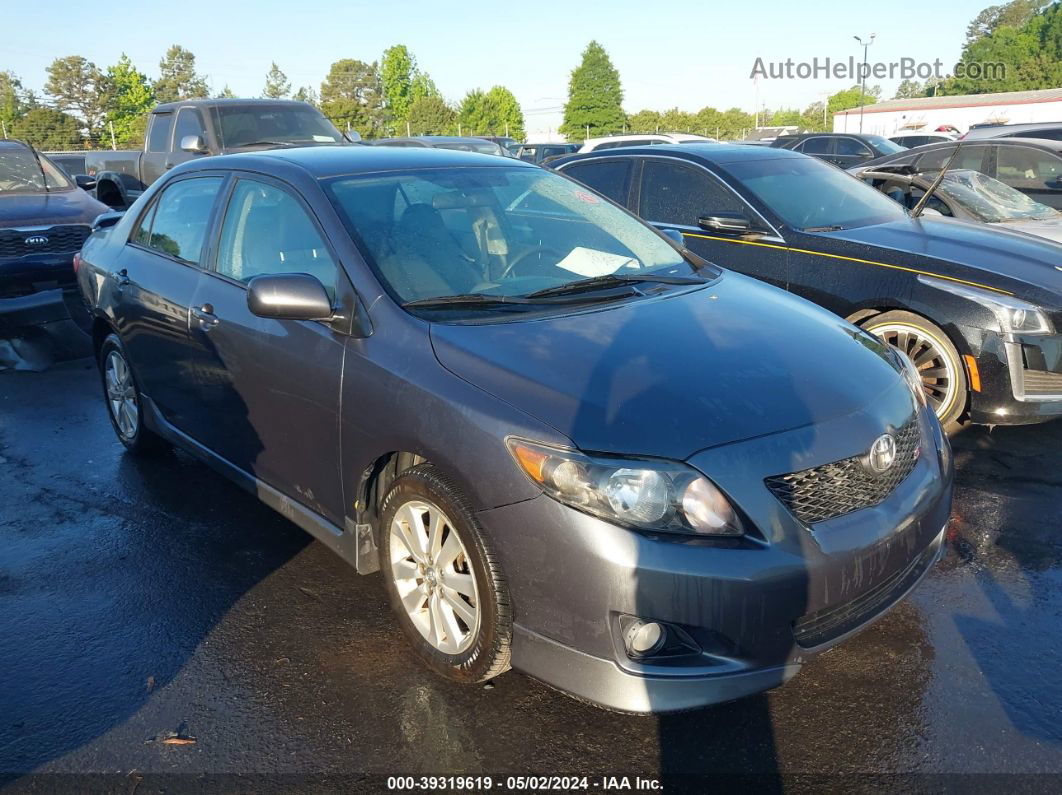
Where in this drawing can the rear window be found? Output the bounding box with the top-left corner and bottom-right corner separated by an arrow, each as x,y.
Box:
560,160 -> 632,205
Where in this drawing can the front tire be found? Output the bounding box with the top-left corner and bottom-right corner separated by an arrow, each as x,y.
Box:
98,334 -> 168,455
862,310 -> 968,433
379,464 -> 512,684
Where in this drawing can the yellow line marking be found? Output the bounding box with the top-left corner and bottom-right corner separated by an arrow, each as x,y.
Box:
682,232 -> 1014,296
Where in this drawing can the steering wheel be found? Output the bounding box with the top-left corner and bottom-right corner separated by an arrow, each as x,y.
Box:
498,246 -> 565,280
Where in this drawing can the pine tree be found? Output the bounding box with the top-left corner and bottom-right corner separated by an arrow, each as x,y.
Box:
263,62 -> 290,99
154,45 -> 209,104
559,41 -> 625,140
320,59 -> 383,136
44,56 -> 109,139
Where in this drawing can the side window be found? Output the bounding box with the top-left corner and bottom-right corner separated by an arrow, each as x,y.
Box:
835,138 -> 871,157
145,177 -> 223,263
173,108 -> 207,148
798,137 -> 832,155
216,179 -> 337,298
560,160 -> 632,205
915,145 -> 987,173
996,146 -> 1062,186
146,114 -> 173,153
131,198 -> 159,247
639,160 -> 745,226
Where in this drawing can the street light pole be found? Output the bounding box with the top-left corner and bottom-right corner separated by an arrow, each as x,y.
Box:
853,33 -> 876,134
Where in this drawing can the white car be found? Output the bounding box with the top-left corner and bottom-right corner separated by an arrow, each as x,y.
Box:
887,131 -> 958,148
578,133 -> 716,153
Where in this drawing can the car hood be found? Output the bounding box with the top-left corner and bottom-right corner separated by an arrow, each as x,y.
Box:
0,189 -> 107,228
806,217 -> 1062,294
993,217 -> 1062,245
429,272 -> 905,460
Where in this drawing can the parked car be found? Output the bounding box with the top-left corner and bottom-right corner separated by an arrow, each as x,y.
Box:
961,121 -> 1062,142
553,144 -> 1062,430
579,133 -> 716,153
373,136 -> 513,157
859,138 -> 1062,209
770,133 -> 906,168
515,142 -> 580,164
76,145 -> 951,713
85,99 -> 350,209
44,152 -> 88,179
1,139 -> 106,368
477,135 -> 519,151
856,166 -> 1062,244
888,131 -> 958,148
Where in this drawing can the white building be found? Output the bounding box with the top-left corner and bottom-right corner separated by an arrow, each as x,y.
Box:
833,87 -> 1062,136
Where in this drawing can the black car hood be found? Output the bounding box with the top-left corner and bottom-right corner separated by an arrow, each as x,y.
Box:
0,189 -> 107,228
430,272 -> 904,460
806,217 -> 1062,295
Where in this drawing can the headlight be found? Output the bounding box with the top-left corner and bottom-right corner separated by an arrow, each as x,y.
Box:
891,346 -> 929,408
507,438 -> 745,536
918,275 -> 1054,336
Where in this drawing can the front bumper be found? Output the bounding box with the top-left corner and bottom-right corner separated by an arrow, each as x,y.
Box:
477,387 -> 953,713
965,327 -> 1062,425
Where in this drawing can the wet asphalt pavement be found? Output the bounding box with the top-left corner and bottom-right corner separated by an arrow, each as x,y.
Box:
1,359 -> 1061,791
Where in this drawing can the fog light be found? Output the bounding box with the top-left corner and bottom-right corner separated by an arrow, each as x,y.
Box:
624,619 -> 666,657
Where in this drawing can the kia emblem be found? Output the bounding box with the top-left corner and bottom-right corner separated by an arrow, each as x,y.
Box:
24,235 -> 49,246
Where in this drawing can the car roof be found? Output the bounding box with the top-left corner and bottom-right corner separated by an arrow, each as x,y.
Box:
187,144 -> 536,178
152,98 -> 316,113
556,142 -> 806,167
377,136 -> 499,145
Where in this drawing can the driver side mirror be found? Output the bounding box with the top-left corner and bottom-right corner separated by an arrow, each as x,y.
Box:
180,134 -> 209,154
698,212 -> 752,235
74,174 -> 96,191
247,273 -> 333,321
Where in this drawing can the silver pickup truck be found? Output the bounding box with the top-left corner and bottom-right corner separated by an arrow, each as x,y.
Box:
85,98 -> 355,208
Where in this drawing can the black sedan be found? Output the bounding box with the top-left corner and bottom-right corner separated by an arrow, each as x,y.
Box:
770,133 -> 906,169
552,144 -> 1062,431
857,137 -> 1062,209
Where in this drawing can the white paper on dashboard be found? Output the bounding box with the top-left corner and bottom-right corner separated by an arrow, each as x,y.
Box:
554,247 -> 637,277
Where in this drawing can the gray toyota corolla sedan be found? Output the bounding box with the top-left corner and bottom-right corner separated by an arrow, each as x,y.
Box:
77,146 -> 953,712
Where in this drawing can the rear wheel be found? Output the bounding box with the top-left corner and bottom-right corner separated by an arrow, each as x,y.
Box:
379,464 -> 511,683
98,334 -> 168,455
862,310 -> 967,432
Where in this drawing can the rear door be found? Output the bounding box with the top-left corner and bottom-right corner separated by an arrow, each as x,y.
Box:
632,156 -> 788,289
183,175 -> 347,524
991,144 -> 1062,209
114,174 -> 226,427
832,137 -> 874,169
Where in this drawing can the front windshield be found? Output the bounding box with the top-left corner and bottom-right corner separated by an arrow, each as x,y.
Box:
0,146 -> 72,193
325,166 -> 694,305
723,156 -> 907,230
939,170 -> 1058,222
212,105 -> 344,147
865,135 -> 906,155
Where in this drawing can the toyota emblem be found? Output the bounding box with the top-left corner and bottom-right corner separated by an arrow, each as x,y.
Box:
865,434 -> 897,474
24,235 -> 49,246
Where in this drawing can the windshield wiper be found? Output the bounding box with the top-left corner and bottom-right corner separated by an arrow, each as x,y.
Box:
524,273 -> 705,299
403,288 -> 642,311
236,140 -> 299,148
803,224 -> 844,232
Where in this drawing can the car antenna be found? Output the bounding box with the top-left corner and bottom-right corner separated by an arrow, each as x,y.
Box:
27,142 -> 50,193
909,142 -> 964,218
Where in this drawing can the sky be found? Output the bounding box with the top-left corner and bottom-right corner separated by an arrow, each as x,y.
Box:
4,0 -> 994,136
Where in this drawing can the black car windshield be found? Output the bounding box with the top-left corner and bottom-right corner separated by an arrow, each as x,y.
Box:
326,166 -> 695,305
938,170 -> 1058,222
0,146 -> 72,193
211,105 -> 344,147
864,135 -> 906,156
724,156 -> 907,230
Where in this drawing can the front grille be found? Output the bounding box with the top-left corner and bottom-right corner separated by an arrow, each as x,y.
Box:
0,224 -> 90,258
1024,369 -> 1062,396
792,536 -> 940,648
765,417 -> 921,525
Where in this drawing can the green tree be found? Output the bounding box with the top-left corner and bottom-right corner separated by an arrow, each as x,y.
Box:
10,107 -> 82,149
827,84 -> 880,114
320,59 -> 383,136
410,72 -> 440,104
215,85 -> 237,99
293,85 -> 319,107
560,41 -> 625,140
658,107 -> 696,132
966,0 -> 1049,44
456,86 -> 524,137
800,101 -> 829,132
103,55 -> 155,148
406,95 -> 455,135
893,79 -> 925,99
263,62 -> 290,99
380,45 -> 416,123
45,56 -> 109,139
0,71 -> 25,135
154,45 -> 209,103
626,109 -> 660,133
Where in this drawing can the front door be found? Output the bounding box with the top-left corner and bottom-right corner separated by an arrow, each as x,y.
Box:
140,112 -> 173,188
185,176 -> 347,525
635,157 -> 789,289
992,144 -> 1062,209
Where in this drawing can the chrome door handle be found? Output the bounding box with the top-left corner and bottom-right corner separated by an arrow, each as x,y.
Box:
191,303 -> 219,330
